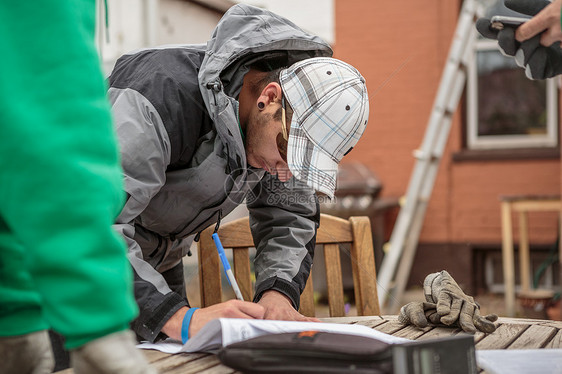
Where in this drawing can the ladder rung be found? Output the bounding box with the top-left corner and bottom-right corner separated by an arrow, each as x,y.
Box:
412,149 -> 425,159
413,149 -> 441,161
417,196 -> 430,203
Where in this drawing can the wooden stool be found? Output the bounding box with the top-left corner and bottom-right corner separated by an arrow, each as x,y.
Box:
500,194 -> 561,317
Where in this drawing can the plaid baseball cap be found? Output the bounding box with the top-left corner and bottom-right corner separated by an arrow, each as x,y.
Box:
279,57 -> 369,199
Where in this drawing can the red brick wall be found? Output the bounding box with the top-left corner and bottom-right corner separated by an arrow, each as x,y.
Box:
334,0 -> 561,246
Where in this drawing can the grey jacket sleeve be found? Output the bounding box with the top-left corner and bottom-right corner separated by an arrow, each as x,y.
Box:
247,173 -> 320,310
109,87 -> 188,342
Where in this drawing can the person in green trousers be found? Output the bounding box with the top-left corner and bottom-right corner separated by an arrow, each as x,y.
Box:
0,1 -> 155,373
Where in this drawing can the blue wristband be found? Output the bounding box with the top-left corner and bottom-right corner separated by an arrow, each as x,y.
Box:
181,307 -> 199,344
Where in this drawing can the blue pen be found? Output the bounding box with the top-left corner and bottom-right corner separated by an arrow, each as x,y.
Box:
212,232 -> 244,301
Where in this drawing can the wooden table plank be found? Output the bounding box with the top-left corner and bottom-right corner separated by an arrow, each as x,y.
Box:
415,326 -> 462,340
538,321 -> 562,329
372,319 -> 409,335
476,323 -> 527,350
544,329 -> 562,349
164,355 -> 227,374
381,315 -> 399,321
198,365 -> 238,374
473,331 -> 486,344
497,317 -> 551,325
391,324 -> 431,339
151,353 -> 207,372
354,318 -> 389,329
508,325 -> 558,349
320,315 -> 383,324
141,349 -> 172,364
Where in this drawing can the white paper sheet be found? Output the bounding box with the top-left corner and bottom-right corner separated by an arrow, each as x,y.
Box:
137,318 -> 409,354
476,349 -> 562,374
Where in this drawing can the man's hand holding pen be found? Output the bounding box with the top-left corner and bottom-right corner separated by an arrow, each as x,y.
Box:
258,290 -> 320,322
162,289 -> 318,342
161,228 -> 318,343
162,302 -> 266,342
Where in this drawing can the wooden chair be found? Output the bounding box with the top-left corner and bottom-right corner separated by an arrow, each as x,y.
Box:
197,213 -> 380,317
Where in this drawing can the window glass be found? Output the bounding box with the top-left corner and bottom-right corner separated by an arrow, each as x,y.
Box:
467,0 -> 558,150
476,50 -> 547,137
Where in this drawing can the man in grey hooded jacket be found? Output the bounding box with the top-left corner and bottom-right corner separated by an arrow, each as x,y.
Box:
108,4 -> 370,343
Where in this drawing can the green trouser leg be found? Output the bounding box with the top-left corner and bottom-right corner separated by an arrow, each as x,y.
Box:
0,0 -> 137,349
0,216 -> 47,335
0,218 -> 55,373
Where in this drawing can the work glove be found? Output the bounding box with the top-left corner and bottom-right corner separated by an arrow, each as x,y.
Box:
399,300 -> 498,333
476,0 -> 562,79
71,330 -> 157,374
398,301 -> 441,328
424,270 -> 498,333
0,330 -> 54,374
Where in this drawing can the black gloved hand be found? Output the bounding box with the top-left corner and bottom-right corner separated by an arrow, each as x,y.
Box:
476,0 -> 562,79
475,17 -> 519,55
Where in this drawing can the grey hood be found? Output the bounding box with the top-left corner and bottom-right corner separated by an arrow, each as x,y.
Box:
198,3 -> 333,165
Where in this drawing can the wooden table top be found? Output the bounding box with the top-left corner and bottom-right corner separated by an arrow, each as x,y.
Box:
58,315 -> 562,374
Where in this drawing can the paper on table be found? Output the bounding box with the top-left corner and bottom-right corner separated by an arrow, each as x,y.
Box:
476,349 -> 562,374
137,318 -> 409,354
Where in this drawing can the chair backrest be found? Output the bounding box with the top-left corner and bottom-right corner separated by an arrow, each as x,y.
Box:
197,213 -> 380,317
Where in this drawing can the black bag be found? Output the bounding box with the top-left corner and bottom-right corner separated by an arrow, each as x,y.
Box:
217,330 -> 393,374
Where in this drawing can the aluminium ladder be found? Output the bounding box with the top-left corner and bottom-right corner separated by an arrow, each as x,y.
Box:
377,0 -> 481,312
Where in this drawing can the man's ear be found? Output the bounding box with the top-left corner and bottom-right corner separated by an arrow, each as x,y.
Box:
258,82 -> 282,107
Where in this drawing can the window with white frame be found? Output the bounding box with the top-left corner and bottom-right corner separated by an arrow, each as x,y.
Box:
467,0 -> 558,150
